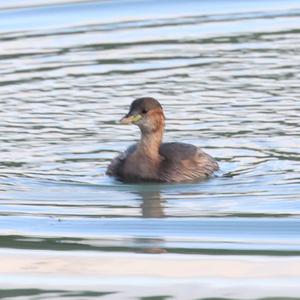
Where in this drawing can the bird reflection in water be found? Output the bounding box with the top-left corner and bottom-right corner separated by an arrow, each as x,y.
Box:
133,186 -> 168,253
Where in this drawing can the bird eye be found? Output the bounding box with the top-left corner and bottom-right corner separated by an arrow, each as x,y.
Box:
142,109 -> 147,114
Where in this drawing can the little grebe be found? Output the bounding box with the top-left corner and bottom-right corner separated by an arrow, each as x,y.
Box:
107,97 -> 218,182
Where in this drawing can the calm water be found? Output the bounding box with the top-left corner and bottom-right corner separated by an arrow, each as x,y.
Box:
1,0 -> 300,299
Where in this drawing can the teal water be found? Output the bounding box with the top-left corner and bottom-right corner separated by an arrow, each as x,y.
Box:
0,0 -> 300,299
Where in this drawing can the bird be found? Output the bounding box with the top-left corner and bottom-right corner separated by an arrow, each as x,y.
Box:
106,97 -> 218,183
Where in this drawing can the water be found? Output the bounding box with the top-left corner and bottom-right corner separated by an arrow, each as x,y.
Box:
1,0 -> 300,299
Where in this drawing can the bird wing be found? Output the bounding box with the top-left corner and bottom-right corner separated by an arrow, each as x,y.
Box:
159,142 -> 198,161
159,142 -> 218,182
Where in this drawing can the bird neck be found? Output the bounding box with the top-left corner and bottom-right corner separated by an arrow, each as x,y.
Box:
138,127 -> 164,160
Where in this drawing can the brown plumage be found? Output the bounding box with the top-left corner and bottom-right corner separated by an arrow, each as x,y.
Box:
107,97 -> 218,183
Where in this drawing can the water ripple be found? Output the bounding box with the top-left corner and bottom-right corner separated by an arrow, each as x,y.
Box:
0,0 -> 300,297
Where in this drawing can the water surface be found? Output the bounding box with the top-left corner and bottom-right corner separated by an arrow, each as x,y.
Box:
0,0 -> 300,299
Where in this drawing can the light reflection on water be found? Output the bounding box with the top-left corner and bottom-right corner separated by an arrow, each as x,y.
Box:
0,0 -> 300,298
